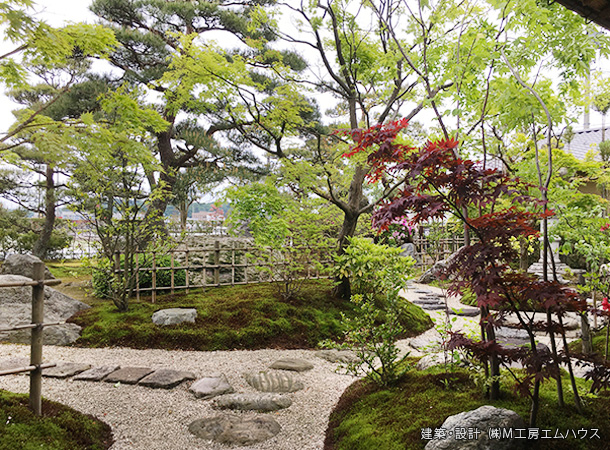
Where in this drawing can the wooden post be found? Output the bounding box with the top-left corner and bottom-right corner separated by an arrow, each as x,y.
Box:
214,240 -> 220,286
170,251 -> 175,294
185,250 -> 190,294
135,252 -> 140,301
152,252 -> 157,304
29,262 -> 44,416
231,241 -> 235,286
244,243 -> 249,284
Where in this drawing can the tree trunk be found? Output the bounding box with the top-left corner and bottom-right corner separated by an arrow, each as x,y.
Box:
32,164 -> 56,259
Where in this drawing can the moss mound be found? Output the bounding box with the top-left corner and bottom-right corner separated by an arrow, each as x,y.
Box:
0,389 -> 113,450
325,366 -> 610,450
70,279 -> 433,351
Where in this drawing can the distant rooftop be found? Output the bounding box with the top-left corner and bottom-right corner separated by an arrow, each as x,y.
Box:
564,127 -> 609,161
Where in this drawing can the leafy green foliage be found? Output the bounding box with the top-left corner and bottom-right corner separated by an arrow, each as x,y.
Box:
325,237 -> 421,386
92,255 -> 186,300
226,181 -> 337,300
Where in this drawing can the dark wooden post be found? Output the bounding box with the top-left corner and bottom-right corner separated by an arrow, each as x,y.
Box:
214,240 -> 220,286
29,262 -> 44,416
152,252 -> 157,303
185,250 -> 190,294
170,251 -> 175,294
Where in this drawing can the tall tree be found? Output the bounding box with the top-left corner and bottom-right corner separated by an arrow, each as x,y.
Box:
89,0 -> 293,233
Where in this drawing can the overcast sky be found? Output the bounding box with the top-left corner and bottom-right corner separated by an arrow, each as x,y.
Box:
1,0 -> 609,138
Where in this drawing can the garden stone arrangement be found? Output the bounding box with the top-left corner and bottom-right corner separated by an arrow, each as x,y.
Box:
0,274 -> 89,345
0,352 -> 329,447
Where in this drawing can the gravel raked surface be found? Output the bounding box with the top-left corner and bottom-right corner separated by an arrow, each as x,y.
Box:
0,344 -> 357,450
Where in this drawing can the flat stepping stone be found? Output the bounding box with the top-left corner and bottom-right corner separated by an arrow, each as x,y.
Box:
139,369 -> 196,389
270,358 -> 313,372
314,349 -> 357,364
413,299 -> 443,305
104,367 -> 153,384
414,290 -> 432,294
190,374 -> 234,399
42,362 -> 91,378
244,371 -> 303,393
212,393 -> 292,411
152,308 -> 197,326
449,307 -> 479,317
189,415 -> 281,446
74,365 -> 120,381
419,304 -> 446,310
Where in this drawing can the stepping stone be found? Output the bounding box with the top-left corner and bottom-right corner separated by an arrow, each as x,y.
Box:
189,415 -> 281,446
42,362 -> 91,378
152,308 -> 197,326
244,371 -> 303,393
74,365 -> 121,381
190,374 -> 234,399
419,304 -> 446,311
212,393 -> 292,411
314,349 -> 357,364
139,369 -> 196,389
414,290 -> 432,294
449,307 -> 479,317
413,299 -> 443,305
270,358 -> 313,372
104,367 -> 153,384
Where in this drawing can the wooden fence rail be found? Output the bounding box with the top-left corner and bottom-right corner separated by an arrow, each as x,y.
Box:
113,241 -> 332,302
0,262 -> 61,415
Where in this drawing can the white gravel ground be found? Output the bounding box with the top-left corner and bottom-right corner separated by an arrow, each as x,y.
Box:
0,344 -> 357,450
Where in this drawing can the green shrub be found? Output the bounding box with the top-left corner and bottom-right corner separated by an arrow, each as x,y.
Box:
92,254 -> 186,299
324,237 -> 419,386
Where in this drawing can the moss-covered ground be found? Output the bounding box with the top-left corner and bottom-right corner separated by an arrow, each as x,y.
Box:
0,389 -> 113,450
68,278 -> 433,351
325,364 -> 610,450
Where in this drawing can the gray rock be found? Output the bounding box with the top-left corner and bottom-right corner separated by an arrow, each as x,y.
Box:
244,371 -> 304,393
0,358 -> 29,374
212,393 -> 292,411
104,367 -> 154,384
74,365 -> 121,381
190,375 -> 234,399
399,243 -> 420,263
0,274 -> 89,345
314,349 -> 357,364
151,308 -> 197,326
424,405 -> 526,450
138,369 -> 196,389
0,254 -> 54,279
418,249 -> 462,284
270,358 -> 314,372
42,362 -> 91,378
189,415 -> 281,446
417,353 -> 446,371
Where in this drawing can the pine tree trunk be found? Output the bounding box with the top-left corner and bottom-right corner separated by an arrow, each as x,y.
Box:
32,165 -> 56,259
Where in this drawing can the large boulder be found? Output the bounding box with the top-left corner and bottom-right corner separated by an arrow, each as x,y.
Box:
0,254 -> 55,280
400,243 -> 420,263
424,405 -> 526,450
0,274 -> 89,345
418,249 -> 463,284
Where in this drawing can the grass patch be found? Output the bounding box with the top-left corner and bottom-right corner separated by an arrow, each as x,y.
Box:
325,366 -> 610,450
0,389 -> 113,450
46,260 -> 93,280
570,327 -> 610,357
69,279 -> 433,351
